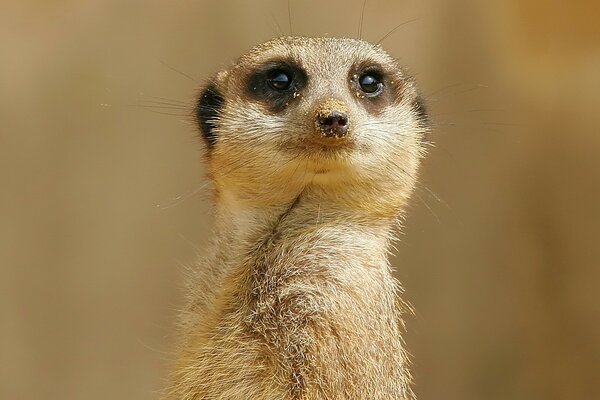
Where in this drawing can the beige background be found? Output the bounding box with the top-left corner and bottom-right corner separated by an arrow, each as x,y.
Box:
2,1 -> 599,399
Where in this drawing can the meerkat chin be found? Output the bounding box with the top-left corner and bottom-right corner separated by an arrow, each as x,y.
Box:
169,36 -> 429,400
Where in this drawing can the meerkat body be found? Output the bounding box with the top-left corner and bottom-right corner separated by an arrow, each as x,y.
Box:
169,37 -> 428,400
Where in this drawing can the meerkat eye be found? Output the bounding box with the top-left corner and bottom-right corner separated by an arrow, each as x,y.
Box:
267,70 -> 293,91
358,73 -> 383,96
248,62 -> 307,110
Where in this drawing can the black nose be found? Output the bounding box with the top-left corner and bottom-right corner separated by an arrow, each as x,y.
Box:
317,111 -> 350,138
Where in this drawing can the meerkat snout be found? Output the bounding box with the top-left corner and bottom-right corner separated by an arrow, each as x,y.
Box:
315,98 -> 350,139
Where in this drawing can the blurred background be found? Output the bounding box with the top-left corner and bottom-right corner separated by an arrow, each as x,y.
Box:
1,1 -> 599,399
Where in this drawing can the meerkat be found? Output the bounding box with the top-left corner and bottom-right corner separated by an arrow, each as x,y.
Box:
168,36 -> 429,400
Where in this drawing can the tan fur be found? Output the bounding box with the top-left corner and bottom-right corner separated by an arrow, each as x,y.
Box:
167,37 -> 428,400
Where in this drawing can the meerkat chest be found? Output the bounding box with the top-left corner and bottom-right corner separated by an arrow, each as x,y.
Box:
231,228 -> 410,399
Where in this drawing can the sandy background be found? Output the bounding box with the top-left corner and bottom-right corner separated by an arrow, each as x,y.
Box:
2,1 -> 599,399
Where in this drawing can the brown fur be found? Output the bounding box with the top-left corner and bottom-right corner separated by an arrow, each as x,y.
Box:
168,37 -> 428,400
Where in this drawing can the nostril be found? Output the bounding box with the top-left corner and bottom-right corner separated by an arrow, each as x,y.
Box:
319,112 -> 348,127
330,111 -> 348,127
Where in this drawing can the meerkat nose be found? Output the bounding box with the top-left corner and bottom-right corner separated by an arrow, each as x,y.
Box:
315,99 -> 351,139
318,111 -> 349,137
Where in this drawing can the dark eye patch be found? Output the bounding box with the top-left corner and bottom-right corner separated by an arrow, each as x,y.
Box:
349,61 -> 405,116
247,60 -> 307,113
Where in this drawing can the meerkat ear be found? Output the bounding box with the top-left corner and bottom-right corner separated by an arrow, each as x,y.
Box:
413,93 -> 429,127
196,71 -> 228,148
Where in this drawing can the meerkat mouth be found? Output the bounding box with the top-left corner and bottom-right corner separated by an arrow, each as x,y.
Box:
299,152 -> 355,182
299,134 -> 355,154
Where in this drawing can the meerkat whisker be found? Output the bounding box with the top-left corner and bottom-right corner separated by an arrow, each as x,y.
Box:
375,17 -> 424,46
157,58 -> 198,83
358,0 -> 368,40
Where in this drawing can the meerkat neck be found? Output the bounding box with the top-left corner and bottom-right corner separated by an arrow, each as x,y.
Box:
215,190 -> 397,268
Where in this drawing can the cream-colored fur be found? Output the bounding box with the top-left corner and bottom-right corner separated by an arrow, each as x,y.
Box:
168,37 -> 428,400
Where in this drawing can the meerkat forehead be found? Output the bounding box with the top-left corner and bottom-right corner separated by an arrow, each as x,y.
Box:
235,36 -> 397,74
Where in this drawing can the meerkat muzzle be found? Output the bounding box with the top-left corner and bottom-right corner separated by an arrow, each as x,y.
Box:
315,99 -> 350,139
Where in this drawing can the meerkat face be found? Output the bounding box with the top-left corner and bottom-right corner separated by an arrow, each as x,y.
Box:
196,37 -> 428,212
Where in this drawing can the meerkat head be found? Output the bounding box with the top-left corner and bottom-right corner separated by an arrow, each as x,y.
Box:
196,36 -> 428,215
